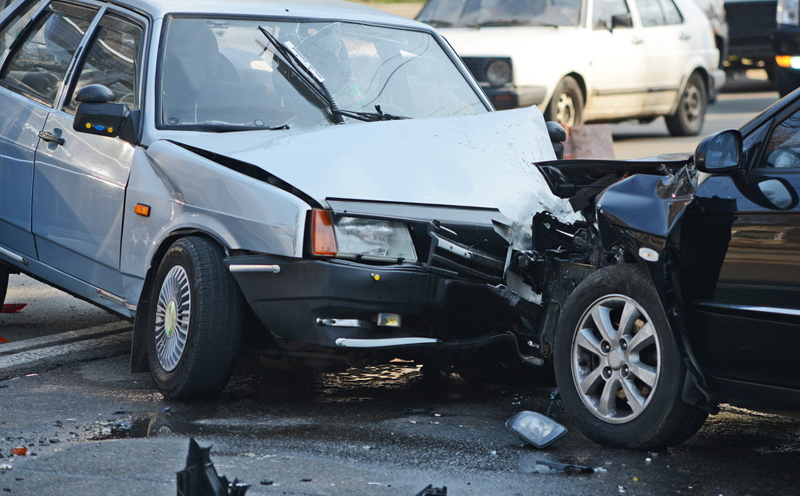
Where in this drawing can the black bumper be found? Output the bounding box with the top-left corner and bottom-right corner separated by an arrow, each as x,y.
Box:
226,255 -> 523,351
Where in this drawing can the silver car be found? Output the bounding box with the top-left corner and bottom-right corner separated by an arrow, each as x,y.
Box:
0,0 -> 571,398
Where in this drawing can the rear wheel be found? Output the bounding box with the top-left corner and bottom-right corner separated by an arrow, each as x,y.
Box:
554,264 -> 707,450
146,236 -> 243,399
545,76 -> 584,128
665,72 -> 706,136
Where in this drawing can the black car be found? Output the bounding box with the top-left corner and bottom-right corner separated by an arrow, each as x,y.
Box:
524,95 -> 800,449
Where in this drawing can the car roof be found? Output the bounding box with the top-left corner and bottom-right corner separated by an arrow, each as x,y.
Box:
111,0 -> 423,28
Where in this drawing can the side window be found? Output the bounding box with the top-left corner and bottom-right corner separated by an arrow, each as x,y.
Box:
0,0 -> 47,58
637,0 -> 682,26
64,13 -> 143,111
593,0 -> 630,29
763,112 -> 800,168
0,1 -> 97,106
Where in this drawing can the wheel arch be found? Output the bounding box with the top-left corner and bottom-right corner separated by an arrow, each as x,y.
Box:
129,228 -> 234,373
669,67 -> 711,116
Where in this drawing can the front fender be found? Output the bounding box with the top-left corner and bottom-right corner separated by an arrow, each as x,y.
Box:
119,141 -> 311,306
595,166 -> 718,413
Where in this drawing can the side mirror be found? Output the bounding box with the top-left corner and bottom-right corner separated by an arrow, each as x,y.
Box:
546,121 -> 567,160
694,129 -> 743,173
73,84 -> 139,145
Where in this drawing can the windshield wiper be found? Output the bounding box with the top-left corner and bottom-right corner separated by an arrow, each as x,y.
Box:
333,105 -> 410,122
258,26 -> 344,124
210,123 -> 290,133
423,19 -> 454,27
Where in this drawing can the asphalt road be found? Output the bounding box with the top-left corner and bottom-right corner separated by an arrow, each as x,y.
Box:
1,82 -> 798,496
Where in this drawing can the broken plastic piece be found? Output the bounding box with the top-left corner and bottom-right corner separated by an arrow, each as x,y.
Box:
0,336 -> 8,343
416,485 -> 447,496
535,460 -> 594,474
11,447 -> 26,457
176,438 -> 250,496
2,304 -> 26,314
404,407 -> 434,414
506,411 -> 567,448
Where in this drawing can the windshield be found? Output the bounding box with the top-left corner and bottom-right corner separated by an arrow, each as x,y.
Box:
158,17 -> 488,131
417,0 -> 582,27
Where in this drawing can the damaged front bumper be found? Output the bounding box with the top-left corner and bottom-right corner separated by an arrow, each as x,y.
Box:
226,252 -> 543,364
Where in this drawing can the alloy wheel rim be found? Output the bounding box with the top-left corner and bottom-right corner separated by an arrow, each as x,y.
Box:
155,265 -> 191,372
682,84 -> 702,124
571,295 -> 661,424
555,93 -> 576,127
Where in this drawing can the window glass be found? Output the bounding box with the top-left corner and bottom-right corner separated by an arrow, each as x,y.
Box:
159,17 -> 487,131
416,0 -> 582,28
65,13 -> 142,111
0,0 -> 47,58
659,0 -> 682,24
593,0 -> 630,29
763,112 -> 800,168
0,2 -> 97,105
637,0 -> 664,25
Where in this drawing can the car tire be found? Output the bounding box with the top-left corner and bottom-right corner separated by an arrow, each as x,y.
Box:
0,265 -> 8,307
665,72 -> 706,137
146,236 -> 243,400
553,264 -> 707,450
545,76 -> 583,128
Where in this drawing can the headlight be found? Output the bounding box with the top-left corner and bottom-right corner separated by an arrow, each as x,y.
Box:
778,0 -> 799,25
310,210 -> 417,262
486,59 -> 512,87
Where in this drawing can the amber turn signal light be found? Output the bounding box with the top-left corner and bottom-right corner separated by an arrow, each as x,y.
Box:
134,204 -> 151,217
311,209 -> 337,256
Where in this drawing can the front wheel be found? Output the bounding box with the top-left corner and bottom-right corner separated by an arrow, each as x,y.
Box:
553,264 -> 707,450
665,72 -> 706,137
146,236 -> 243,399
545,76 -> 584,128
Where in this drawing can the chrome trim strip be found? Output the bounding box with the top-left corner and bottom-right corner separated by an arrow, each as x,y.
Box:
97,289 -> 137,312
335,337 -> 440,348
698,302 -> 800,317
229,264 -> 281,274
317,318 -> 372,329
0,246 -> 26,265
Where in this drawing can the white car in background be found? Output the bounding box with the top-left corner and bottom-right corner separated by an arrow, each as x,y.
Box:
417,0 -> 726,136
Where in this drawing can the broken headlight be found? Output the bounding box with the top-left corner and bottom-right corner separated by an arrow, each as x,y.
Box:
311,210 -> 417,262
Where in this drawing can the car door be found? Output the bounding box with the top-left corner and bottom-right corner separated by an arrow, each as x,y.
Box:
587,0 -> 648,119
689,108 -> 800,391
0,0 -> 51,260
633,0 -> 689,112
29,3 -> 144,297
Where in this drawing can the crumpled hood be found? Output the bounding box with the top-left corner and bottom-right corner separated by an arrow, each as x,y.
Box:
167,107 -> 579,226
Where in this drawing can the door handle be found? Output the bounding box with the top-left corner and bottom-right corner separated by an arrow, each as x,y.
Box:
679,32 -> 691,41
39,131 -> 65,146
631,37 -> 644,45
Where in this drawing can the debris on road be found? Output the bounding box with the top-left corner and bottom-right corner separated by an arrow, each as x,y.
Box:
416,485 -> 447,496
11,447 -> 26,457
1,304 -> 26,314
505,411 -> 568,448
535,460 -> 594,474
177,438 -> 250,496
0,337 -> 7,343
404,407 -> 434,414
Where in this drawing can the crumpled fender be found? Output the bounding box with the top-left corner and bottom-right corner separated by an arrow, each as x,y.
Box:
595,165 -> 719,414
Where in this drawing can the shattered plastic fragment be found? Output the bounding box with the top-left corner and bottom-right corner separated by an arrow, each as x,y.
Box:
1,304 -> 26,314
535,460 -> 594,474
416,485 -> 447,496
11,447 -> 26,457
176,438 -> 250,496
0,464 -> 11,471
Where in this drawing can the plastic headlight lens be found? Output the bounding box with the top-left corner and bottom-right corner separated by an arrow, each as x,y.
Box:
778,0 -> 799,24
486,59 -> 512,87
333,217 -> 417,262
